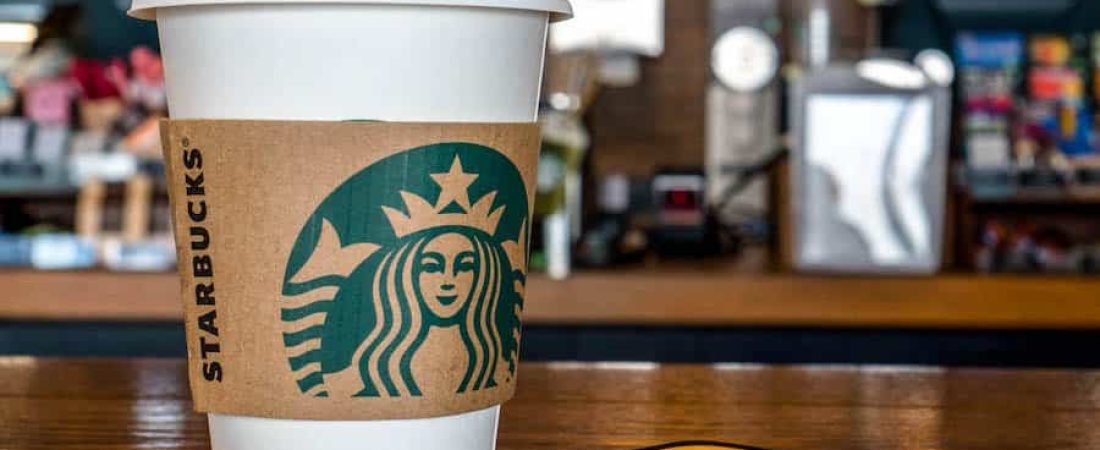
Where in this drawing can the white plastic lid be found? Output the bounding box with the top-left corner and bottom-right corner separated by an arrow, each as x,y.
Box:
130,0 -> 572,21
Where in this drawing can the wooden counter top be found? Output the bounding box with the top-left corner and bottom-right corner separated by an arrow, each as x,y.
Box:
1,358 -> 1098,449
2,270 -> 1100,329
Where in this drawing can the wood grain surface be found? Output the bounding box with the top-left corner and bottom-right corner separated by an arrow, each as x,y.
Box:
3,270 -> 1100,329
1,358 -> 1098,449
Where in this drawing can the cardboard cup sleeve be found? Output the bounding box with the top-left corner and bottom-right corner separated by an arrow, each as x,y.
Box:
162,120 -> 540,420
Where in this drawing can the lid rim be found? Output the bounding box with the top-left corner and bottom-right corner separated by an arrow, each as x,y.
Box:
129,0 -> 572,21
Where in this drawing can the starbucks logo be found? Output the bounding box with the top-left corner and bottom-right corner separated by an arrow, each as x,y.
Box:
280,143 -> 529,398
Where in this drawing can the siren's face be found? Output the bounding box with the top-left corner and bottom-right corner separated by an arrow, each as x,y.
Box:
416,233 -> 477,320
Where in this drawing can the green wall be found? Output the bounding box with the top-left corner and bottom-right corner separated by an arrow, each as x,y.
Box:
882,0 -> 1100,53
54,0 -> 158,59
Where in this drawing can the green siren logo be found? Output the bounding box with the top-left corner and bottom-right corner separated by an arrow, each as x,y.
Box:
281,143 -> 528,398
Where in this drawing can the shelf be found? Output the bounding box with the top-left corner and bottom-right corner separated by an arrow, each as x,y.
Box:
968,187 -> 1100,206
3,270 -> 1100,329
0,181 -> 170,201
527,271 -> 1100,329
0,179 -> 78,199
0,271 -> 180,321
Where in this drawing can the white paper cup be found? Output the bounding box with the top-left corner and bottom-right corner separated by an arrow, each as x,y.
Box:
130,1 -> 570,449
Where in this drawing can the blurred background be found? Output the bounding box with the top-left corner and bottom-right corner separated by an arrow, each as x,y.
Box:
1,0 -> 1099,366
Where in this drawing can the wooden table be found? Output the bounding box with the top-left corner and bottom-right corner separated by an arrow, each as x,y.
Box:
1,358 -> 1098,449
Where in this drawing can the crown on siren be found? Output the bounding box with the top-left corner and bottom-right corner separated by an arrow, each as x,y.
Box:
382,156 -> 505,238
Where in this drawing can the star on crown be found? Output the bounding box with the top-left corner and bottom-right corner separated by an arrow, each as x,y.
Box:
382,156 -> 505,238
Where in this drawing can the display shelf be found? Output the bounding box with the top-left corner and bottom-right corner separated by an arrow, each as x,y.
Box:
0,180 -> 170,201
2,269 -> 1100,329
967,187 -> 1100,206
0,178 -> 78,199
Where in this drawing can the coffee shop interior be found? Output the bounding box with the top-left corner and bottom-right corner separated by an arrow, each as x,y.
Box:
3,0 -> 1100,448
